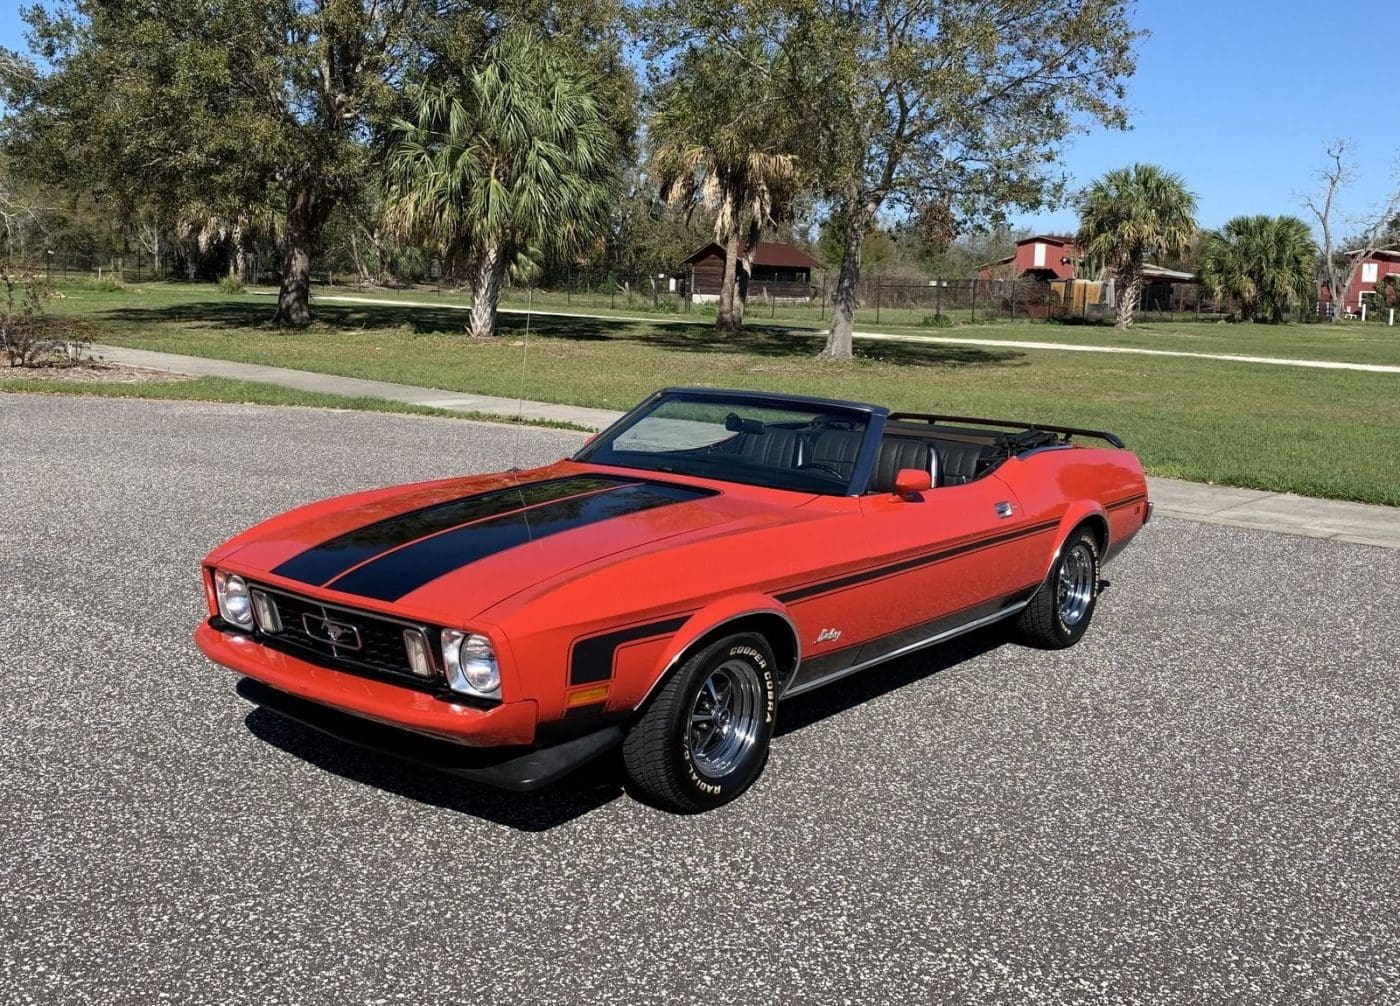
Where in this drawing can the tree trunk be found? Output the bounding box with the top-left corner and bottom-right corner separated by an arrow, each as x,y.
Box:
821,198 -> 871,359
230,221 -> 246,280
716,225 -> 742,334
736,243 -> 756,323
469,241 -> 506,337
349,230 -> 373,287
273,189 -> 326,327
1114,266 -> 1142,330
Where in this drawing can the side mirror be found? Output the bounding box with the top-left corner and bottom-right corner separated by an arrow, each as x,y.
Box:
893,468 -> 931,496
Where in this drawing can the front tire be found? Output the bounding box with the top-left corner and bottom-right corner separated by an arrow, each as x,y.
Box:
1015,527 -> 1101,649
623,632 -> 777,813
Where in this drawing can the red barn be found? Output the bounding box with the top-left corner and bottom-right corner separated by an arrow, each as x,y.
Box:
980,235 -> 1081,280
680,241 -> 822,301
1319,249 -> 1400,316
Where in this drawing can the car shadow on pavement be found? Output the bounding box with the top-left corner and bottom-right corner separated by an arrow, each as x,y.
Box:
242,706 -> 623,831
238,628 -> 1009,827
774,627 -> 1007,738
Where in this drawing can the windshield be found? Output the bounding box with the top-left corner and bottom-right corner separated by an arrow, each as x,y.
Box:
576,392 -> 872,495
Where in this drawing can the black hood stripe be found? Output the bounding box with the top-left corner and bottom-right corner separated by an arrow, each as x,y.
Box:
271,476 -> 627,587
324,481 -> 714,603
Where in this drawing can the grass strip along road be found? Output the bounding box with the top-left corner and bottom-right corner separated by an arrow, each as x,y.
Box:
40,281 -> 1400,506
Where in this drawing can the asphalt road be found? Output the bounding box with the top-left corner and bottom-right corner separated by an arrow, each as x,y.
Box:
2,395 -> 1398,1005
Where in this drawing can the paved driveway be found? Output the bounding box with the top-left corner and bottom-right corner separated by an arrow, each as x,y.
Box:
2,396 -> 1397,1004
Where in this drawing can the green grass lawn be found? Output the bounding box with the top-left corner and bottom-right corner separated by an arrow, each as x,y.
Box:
314,283 -> 1400,367
32,280 -> 1400,506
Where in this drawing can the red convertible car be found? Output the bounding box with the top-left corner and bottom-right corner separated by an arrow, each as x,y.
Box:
197,387 -> 1150,812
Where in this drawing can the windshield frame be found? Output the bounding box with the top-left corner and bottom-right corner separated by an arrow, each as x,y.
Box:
573,387 -> 889,497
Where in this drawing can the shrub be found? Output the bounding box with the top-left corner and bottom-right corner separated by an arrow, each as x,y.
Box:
217,274 -> 247,295
86,272 -> 128,293
637,296 -> 681,314
1,270 -> 88,367
921,312 -> 953,328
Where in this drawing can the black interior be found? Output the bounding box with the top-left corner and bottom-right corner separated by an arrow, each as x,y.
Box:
721,418 -> 1057,494
868,438 -> 932,493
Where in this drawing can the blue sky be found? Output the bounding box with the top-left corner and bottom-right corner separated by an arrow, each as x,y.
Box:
1012,0 -> 1396,233
2,1 -> 1394,234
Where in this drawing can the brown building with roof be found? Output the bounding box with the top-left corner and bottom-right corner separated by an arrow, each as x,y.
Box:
680,242 -> 822,301
980,235 -> 1081,281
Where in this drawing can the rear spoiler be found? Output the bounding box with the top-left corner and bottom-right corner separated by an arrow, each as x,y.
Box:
887,412 -> 1126,450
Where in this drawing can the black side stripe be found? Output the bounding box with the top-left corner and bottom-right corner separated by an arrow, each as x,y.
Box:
787,586 -> 1038,691
328,485 -> 713,603
775,518 -> 1061,604
1106,492 -> 1148,511
272,476 -> 627,587
569,615 -> 691,686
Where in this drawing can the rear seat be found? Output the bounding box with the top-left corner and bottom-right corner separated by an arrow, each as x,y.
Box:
724,426 -> 986,489
935,441 -> 986,486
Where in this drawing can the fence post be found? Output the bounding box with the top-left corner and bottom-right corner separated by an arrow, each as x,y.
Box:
875,283 -> 881,325
970,279 -> 976,323
935,279 -> 942,319
1010,279 -> 1017,321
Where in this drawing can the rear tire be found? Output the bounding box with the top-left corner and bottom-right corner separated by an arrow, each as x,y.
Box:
1015,526 -> 1101,649
623,632 -> 777,813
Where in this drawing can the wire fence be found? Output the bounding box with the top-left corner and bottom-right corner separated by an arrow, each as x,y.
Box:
6,252 -> 1364,327
494,274 -> 1222,327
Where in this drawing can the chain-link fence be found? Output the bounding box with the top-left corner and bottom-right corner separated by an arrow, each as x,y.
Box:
3,253 -> 1239,327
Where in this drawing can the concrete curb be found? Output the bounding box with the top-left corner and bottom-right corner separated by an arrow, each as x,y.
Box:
89,343 -> 1400,550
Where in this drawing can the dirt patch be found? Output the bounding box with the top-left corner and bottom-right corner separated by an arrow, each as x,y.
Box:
1,361 -> 195,384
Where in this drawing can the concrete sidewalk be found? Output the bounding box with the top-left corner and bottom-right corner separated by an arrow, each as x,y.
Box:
94,343 -> 621,430
91,343 -> 1400,549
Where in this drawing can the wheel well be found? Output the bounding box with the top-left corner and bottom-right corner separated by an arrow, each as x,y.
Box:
676,613 -> 801,690
1074,514 -> 1109,555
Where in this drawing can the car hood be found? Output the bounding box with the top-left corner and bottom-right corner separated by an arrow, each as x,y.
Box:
219,462 -> 814,624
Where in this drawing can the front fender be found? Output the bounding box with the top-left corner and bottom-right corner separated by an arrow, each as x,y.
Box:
637,593 -> 800,710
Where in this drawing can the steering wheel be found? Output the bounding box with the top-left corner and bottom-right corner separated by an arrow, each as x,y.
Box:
796,461 -> 844,478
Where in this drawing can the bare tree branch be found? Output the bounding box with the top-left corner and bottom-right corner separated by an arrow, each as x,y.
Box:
1302,139 -> 1400,320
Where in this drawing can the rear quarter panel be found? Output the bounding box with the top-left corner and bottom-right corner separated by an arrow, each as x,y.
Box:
998,446 -> 1150,572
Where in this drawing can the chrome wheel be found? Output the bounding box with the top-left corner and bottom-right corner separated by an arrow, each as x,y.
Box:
1056,542 -> 1096,627
688,659 -> 765,779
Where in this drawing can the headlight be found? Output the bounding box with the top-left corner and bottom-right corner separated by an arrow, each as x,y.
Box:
214,570 -> 253,629
441,629 -> 500,698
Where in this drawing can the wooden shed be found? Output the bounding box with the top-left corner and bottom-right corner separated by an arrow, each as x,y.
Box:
680,242 -> 822,302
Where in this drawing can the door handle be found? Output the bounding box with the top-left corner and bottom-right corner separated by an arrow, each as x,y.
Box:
995,501 -> 1015,519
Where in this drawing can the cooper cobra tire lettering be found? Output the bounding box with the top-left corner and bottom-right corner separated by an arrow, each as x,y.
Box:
623,631 -> 777,812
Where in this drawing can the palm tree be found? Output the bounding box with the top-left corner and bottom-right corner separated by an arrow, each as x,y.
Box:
383,31 -> 616,338
1077,165 -> 1198,329
649,44 -> 798,334
1196,215 -> 1317,323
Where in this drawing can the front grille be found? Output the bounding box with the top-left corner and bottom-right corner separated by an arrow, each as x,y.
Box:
249,583 -> 436,689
